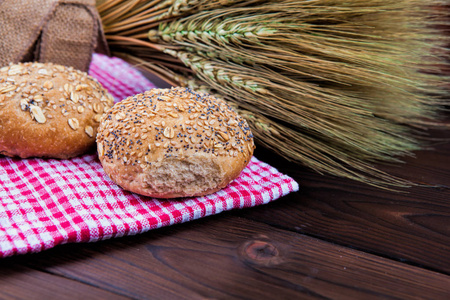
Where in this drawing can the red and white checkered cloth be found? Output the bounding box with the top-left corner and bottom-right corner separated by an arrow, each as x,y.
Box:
0,54 -> 299,258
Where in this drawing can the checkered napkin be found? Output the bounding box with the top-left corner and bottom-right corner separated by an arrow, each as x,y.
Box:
0,54 -> 299,258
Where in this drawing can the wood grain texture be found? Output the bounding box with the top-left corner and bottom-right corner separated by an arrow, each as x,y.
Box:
248,129 -> 450,274
1,123 -> 449,298
3,217 -> 450,299
0,264 -> 127,299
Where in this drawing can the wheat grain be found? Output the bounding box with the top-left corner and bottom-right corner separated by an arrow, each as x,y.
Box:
98,0 -> 450,187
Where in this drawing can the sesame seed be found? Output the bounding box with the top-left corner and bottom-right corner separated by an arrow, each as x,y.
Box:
68,118 -> 79,130
85,125 -> 94,137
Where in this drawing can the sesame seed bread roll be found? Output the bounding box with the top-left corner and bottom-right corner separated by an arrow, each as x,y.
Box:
0,62 -> 114,159
97,87 -> 255,198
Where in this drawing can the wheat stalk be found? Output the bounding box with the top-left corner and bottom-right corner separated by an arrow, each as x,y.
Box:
97,0 -> 450,188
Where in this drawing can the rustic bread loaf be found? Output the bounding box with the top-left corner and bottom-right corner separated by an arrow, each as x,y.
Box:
96,87 -> 255,198
0,62 -> 114,159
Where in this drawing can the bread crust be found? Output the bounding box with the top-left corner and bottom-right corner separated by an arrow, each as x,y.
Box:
0,62 -> 114,159
97,87 -> 255,198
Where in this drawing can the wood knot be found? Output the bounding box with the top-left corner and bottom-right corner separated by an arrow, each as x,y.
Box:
239,239 -> 282,266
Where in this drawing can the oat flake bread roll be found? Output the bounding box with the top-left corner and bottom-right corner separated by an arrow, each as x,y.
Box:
0,62 -> 114,159
97,87 -> 255,198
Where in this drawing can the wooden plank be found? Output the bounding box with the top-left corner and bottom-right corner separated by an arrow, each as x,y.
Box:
12,217 -> 450,299
0,264 -> 127,299
246,130 -> 450,274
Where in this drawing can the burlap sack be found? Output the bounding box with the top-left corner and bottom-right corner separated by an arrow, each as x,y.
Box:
0,0 -> 108,71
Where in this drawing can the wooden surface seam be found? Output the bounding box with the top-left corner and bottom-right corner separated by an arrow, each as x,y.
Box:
1,126 -> 449,299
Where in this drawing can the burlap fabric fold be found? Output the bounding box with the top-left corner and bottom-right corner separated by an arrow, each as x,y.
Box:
0,0 -> 108,71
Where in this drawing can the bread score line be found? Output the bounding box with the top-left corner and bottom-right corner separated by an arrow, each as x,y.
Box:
97,87 -> 255,198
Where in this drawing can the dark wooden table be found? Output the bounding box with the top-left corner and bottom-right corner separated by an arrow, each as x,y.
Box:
1,125 -> 449,299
